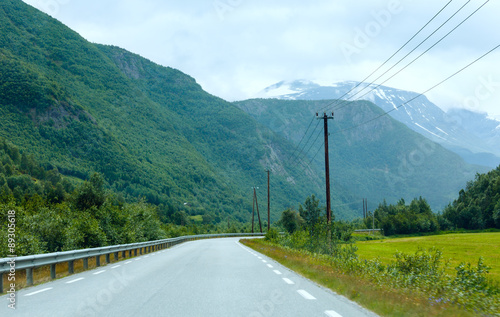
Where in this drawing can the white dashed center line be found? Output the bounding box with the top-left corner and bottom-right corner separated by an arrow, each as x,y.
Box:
273,270 -> 282,275
297,290 -> 316,300
111,265 -> 121,269
93,270 -> 106,275
325,310 -> 343,317
66,278 -> 84,284
24,288 -> 53,296
282,278 -> 294,285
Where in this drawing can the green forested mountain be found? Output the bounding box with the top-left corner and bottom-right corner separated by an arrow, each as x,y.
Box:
234,99 -> 487,212
0,0 -> 323,223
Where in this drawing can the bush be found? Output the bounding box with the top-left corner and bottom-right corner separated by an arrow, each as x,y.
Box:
264,228 -> 279,242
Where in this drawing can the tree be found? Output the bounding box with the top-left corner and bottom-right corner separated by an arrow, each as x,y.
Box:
280,208 -> 303,233
299,195 -> 321,234
172,210 -> 188,226
74,173 -> 106,211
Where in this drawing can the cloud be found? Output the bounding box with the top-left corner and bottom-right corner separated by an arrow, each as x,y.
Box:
22,0 -> 500,116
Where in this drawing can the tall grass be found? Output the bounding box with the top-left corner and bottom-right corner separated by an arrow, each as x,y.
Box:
255,228 -> 500,316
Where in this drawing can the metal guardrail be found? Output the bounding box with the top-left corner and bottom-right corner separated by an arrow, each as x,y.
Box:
354,229 -> 383,233
0,233 -> 264,293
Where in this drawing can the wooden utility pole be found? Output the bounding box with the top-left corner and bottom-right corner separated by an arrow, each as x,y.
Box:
254,187 -> 263,233
317,112 -> 334,223
252,187 -> 263,233
267,170 -> 270,231
251,189 -> 255,233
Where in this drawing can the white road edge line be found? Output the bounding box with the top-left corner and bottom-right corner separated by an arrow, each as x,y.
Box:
325,310 -> 343,317
24,288 -> 53,296
111,265 -> 121,269
93,270 -> 106,275
297,290 -> 316,300
267,264 -> 273,268
273,270 -> 282,275
66,277 -> 84,284
125,261 -> 133,264
282,278 -> 294,285
262,260 -> 267,263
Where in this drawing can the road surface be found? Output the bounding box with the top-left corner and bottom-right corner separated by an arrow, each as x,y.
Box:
1,238 -> 377,317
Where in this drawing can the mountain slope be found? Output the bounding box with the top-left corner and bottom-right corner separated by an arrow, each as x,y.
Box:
235,98 -> 487,212
0,0 -> 324,222
256,80 -> 500,168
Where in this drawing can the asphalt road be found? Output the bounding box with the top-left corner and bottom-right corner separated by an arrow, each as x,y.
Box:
1,238 -> 378,317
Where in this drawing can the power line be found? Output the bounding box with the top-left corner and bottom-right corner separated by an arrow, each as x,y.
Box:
334,44 -> 500,135
330,0 -> 489,113
308,140 -> 325,165
287,116 -> 315,161
318,0 -> 456,113
292,129 -> 324,171
288,119 -> 322,165
289,0 -> 462,167
284,0 -> 492,178
330,0 -> 480,113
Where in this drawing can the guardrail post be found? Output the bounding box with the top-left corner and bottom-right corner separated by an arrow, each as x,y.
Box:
122,251 -> 126,258
68,261 -> 74,274
96,255 -> 101,267
114,252 -> 119,261
50,264 -> 56,279
0,272 -> 3,293
83,258 -> 88,270
26,268 -> 33,286
105,254 -> 110,264
134,249 -> 137,256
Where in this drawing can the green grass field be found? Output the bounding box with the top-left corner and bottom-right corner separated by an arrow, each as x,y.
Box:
356,232 -> 500,283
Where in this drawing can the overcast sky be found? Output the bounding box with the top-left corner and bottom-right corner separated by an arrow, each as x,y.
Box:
22,0 -> 500,118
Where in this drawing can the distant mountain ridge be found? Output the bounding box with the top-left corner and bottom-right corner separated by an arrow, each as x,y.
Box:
256,80 -> 500,168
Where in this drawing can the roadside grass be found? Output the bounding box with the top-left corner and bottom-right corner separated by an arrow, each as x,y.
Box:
241,239 -> 474,317
356,232 -> 500,283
